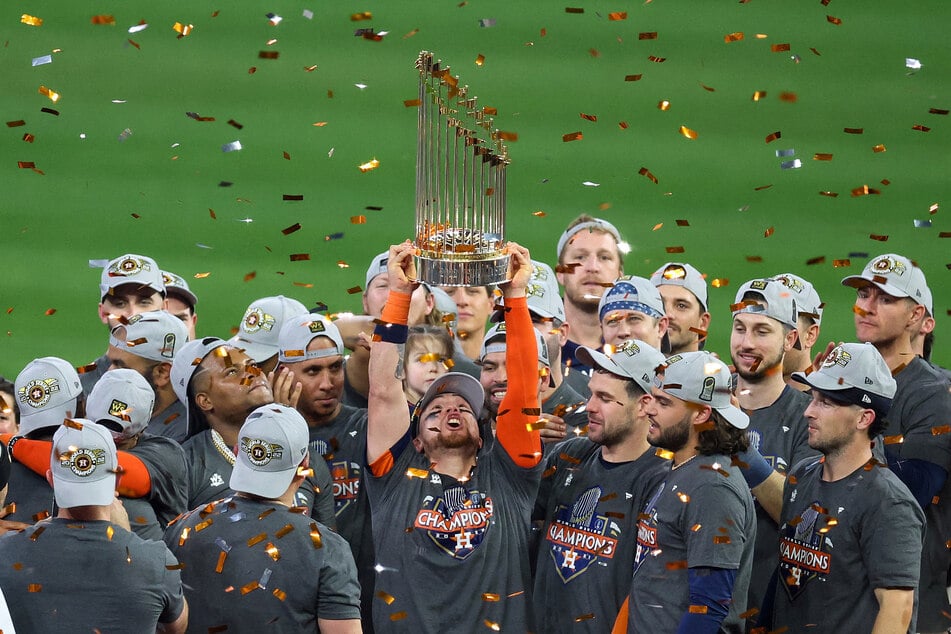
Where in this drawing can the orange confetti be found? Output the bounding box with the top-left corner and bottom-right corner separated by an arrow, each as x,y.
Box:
833,259 -> 852,268
350,12 -> 373,20
779,92 -> 797,103
312,121 -> 328,127
619,121 -> 628,129
700,84 -> 716,92
532,210 -> 547,217
764,227 -> 775,238
475,54 -> 485,66
711,278 -> 728,288
580,112 -> 597,122
666,246 -> 685,254
870,234 -> 889,242
351,215 -> 367,224
336,260 -> 350,268
725,32 -> 744,43
28,584 -> 42,593
764,130 -> 781,143
44,308 -> 56,316
851,185 -> 880,197
347,286 -> 362,294
658,100 -> 671,111
872,144 -> 886,153
289,253 -> 310,262
806,256 -> 826,265
358,159 -> 381,172
38,86 -> 61,103
932,426 -> 951,436
610,13 -> 629,21
844,127 -> 864,134
282,223 -> 302,235
403,99 -> 421,107
752,91 -> 767,101
21,14 -> 43,26
912,124 -> 931,132
819,191 -> 838,198
652,223 -> 664,231
390,612 -> 408,622
638,31 -> 656,39
679,125 -> 698,139
91,15 -> 116,25
563,131 -> 583,142
172,22 -> 194,36
771,43 -> 790,52
689,605 -> 709,614
814,153 -> 833,161
648,55 -> 666,63
624,74 -> 643,82
638,167 -> 658,184
826,15 -> 842,25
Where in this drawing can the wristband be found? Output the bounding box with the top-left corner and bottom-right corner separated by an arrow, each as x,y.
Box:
380,289 -> 412,326
734,444 -> 774,489
372,322 -> 409,344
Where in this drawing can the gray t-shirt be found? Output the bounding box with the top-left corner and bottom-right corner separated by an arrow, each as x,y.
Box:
772,458 -> 925,633
183,430 -> 336,528
3,461 -> 55,523
744,386 -> 818,615
146,398 -> 188,442
0,518 -> 184,632
543,380 -> 589,429
533,438 -> 668,632
630,453 -> 756,634
122,432 -> 189,540
887,356 -> 951,630
164,495 -> 361,631
366,435 -> 543,633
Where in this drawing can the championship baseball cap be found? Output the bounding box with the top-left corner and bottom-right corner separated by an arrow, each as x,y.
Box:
86,369 -> 155,441
162,270 -> 198,308
365,251 -> 389,288
841,253 -> 929,308
556,217 -> 623,261
771,273 -> 823,326
480,322 -> 551,368
51,419 -> 119,508
575,340 -> 666,394
490,260 -> 566,325
920,282 -> 934,317
109,310 -> 188,362
598,276 -> 666,322
170,337 -> 230,413
792,342 -> 896,420
650,262 -> 708,311
411,372 -> 485,436
656,351 -> 749,430
15,357 -> 84,437
277,315 -> 345,364
228,296 -> 309,364
230,404 -> 310,499
99,254 -> 165,301
732,278 -> 799,330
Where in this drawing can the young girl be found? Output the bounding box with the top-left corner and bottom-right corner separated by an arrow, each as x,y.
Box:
402,325 -> 454,413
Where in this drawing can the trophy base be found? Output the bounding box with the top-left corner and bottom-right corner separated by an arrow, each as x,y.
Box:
416,254 -> 511,287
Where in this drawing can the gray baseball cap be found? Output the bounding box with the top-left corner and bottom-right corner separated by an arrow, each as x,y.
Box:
490,260 -> 566,326
656,351 -> 749,430
480,322 -> 551,368
162,270 -> 198,308
86,369 -> 155,441
99,254 -> 165,301
599,276 -> 666,322
16,357 -> 84,436
228,296 -> 309,364
841,253 -> 929,309
277,314 -> 345,364
51,419 -> 118,508
650,262 -> 708,311
732,278 -> 798,330
411,372 -> 486,437
575,340 -> 665,393
792,342 -> 896,420
109,310 -> 188,362
365,251 -> 389,288
170,337 -> 230,411
556,217 -> 622,261
771,273 -> 823,326
230,404 -> 310,499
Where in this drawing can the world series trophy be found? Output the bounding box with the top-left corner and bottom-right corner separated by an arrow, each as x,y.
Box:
414,51 -> 511,287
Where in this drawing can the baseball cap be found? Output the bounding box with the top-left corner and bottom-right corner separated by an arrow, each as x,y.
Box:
575,340 -> 666,393
230,405 -> 310,499
919,282 -> 934,317
86,369 -> 155,441
162,270 -> 198,308
51,419 -> 118,508
277,315 -> 345,364
411,373 -> 485,436
771,273 -> 823,326
732,278 -> 798,330
656,351 -> 749,430
365,251 -> 389,288
490,260 -> 566,325
16,357 -> 84,437
99,254 -> 165,301
170,337 -> 230,412
109,310 -> 188,362
228,296 -> 309,364
556,217 -> 622,261
428,285 -> 459,324
650,262 -> 708,311
598,276 -> 666,322
480,322 -> 551,368
792,342 -> 896,420
841,253 -> 929,308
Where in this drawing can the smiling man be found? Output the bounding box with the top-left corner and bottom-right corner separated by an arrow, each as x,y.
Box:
599,276 -> 669,351
650,261 -> 710,354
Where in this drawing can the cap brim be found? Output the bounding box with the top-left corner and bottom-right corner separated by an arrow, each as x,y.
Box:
715,405 -> 750,430
229,463 -> 297,499
419,373 -> 485,422
227,336 -> 278,364
53,476 -> 115,508
166,287 -> 198,307
840,274 -> 910,299
574,347 -> 612,375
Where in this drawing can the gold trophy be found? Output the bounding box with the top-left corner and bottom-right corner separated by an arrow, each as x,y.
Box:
414,51 -> 511,287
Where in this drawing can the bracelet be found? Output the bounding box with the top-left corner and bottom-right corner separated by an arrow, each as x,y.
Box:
372,322 -> 408,344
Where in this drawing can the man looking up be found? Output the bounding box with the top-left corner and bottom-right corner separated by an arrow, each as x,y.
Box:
650,261 -> 710,354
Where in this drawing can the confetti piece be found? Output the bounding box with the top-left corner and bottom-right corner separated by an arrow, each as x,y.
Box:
533,210 -> 547,217
359,158 -> 381,172
172,22 -> 194,36
562,131 -> 582,142
764,131 -> 781,143
496,130 -> 518,142
283,194 -> 304,201
41,107 -> 59,116
833,259 -> 851,268
289,253 -> 310,261
871,144 -> 887,153
676,219 -> 690,227
28,584 -> 42,593
914,220 -> 932,228
844,127 -> 863,134
222,140 -> 242,152
666,246 -> 685,254
851,185 -> 880,197
38,86 -> 60,103
752,91 -> 767,101
17,161 -> 35,169
932,425 -> 951,436
618,121 -> 629,129
347,286 -> 362,294
679,125 -> 698,139
325,232 -> 344,241
929,108 -> 949,115
282,223 -> 302,235
780,159 -> 801,170
869,234 -> 889,242
725,32 -> 744,43
128,21 -> 148,33
779,92 -> 798,103
32,55 -> 53,67
91,15 -> 116,25
754,184 -> 773,191
581,181 -> 600,187
906,58 -> 922,70
624,74 -> 643,82
351,215 -> 367,224
939,232 -> 951,238
764,227 -> 775,237
813,153 -> 833,161
479,18 -> 496,27
7,120 -> 26,127
638,31 -> 657,39
648,55 -> 666,63
351,12 -> 372,21
565,7 -> 584,13
638,167 -> 658,184
826,15 -> 842,25
337,260 -> 350,268
771,43 -> 790,52
819,191 -> 838,198
579,112 -> 597,122
912,124 -> 931,132
21,14 -> 43,26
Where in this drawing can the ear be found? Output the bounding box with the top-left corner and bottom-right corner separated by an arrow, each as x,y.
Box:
691,404 -> 713,428
801,323 -> 821,349
152,362 -> 172,388
920,315 -> 936,337
699,311 -> 712,331
657,316 -> 670,336
783,327 -> 800,353
556,321 -> 570,346
423,290 -> 435,316
636,393 -> 652,417
855,408 -> 876,433
195,390 -> 214,413
46,468 -> 54,489
906,303 -> 926,330
411,436 -> 424,453
98,303 -> 111,326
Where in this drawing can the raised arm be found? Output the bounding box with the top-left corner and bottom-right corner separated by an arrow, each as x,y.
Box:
367,241 -> 418,465
495,242 -> 542,468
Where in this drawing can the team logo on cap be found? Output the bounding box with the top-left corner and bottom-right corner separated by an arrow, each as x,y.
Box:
109,257 -> 151,278
161,333 -> 177,359
821,347 -> 852,369
526,282 -> 546,299
308,320 -> 326,334
749,279 -> 769,291
870,256 -> 906,277
18,378 -> 59,409
241,437 -> 284,466
108,398 -> 130,419
773,275 -> 804,294
61,447 -> 107,477
242,308 -> 275,334
532,263 -> 550,282
616,340 -> 641,356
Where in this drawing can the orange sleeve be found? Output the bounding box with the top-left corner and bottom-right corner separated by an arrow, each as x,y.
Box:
611,596 -> 630,633
495,295 -> 542,467
369,450 -> 396,478
6,436 -> 152,498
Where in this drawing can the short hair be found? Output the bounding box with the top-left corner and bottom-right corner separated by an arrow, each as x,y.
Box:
923,331 -> 935,361
593,367 -> 646,400
695,409 -> 749,456
559,214 -> 625,268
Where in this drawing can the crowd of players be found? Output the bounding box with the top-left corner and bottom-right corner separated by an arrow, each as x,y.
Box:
0,214 -> 949,633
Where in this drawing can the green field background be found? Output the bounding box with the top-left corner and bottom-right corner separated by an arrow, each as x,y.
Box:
2,0 -> 949,377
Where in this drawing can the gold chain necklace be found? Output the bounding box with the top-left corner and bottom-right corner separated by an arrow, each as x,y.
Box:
211,430 -> 236,466
671,453 -> 699,471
